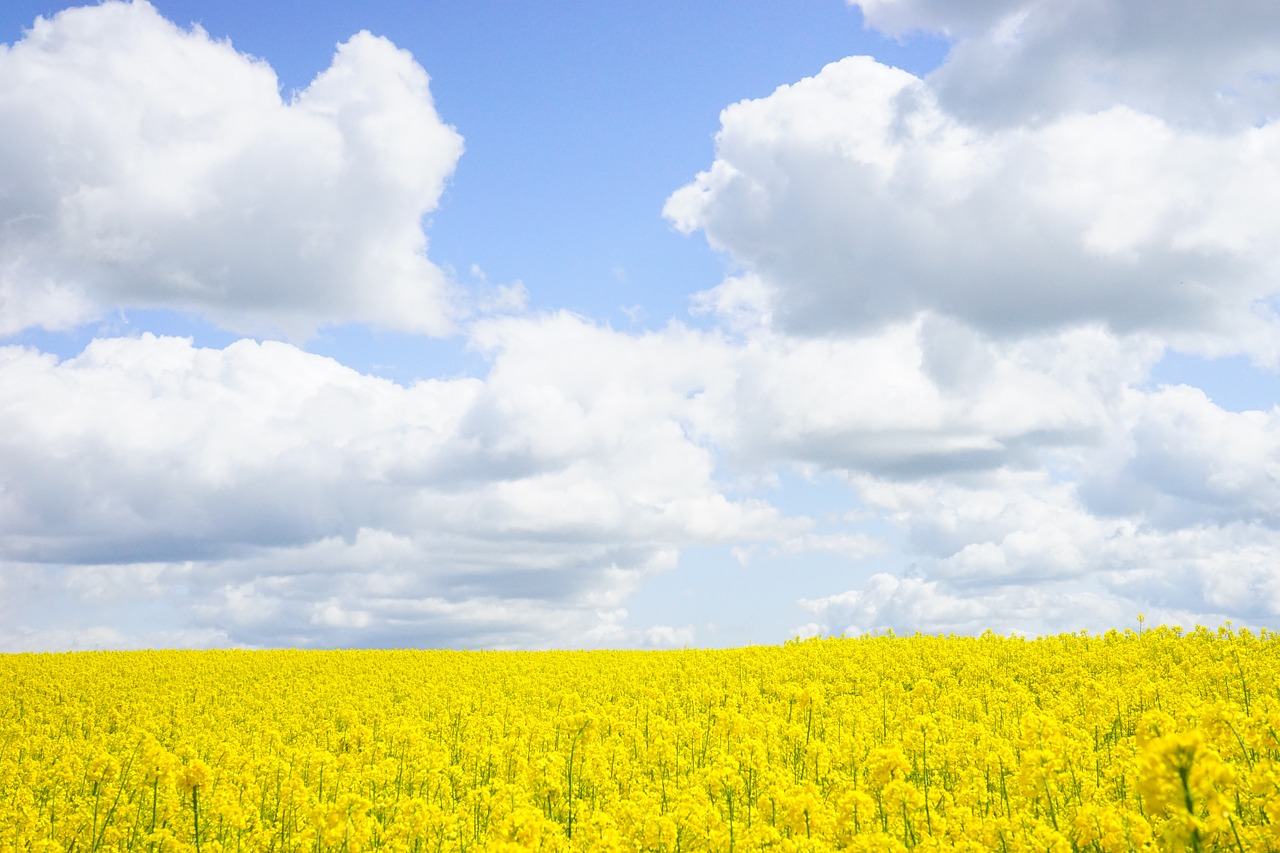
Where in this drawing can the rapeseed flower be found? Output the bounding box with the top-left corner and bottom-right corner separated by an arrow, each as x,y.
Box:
2,628 -> 1279,851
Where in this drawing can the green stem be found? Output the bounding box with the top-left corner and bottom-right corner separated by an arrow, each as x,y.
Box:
1177,766 -> 1202,853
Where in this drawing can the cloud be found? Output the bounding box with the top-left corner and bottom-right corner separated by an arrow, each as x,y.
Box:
0,319 -> 801,650
4,313 -> 1279,647
642,624 -> 696,648
797,573 -> 1226,638
812,406 -> 1280,636
701,316 -> 1153,479
665,54 -> 1280,352
7,0 -> 1280,648
659,0 -> 1280,638
854,0 -> 1280,130
1079,384 -> 1280,529
0,0 -> 463,337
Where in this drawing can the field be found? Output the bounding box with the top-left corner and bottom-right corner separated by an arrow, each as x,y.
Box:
2,628 -> 1279,852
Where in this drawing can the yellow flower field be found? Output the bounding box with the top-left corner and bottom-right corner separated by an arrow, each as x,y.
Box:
3,627 -> 1279,852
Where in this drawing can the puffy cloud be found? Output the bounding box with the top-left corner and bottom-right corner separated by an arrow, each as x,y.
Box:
0,319 -> 801,650
0,1 -> 463,337
702,316 -> 1153,478
5,314 -> 1280,648
854,0 -> 1280,129
666,55 -> 1280,346
642,624 -> 696,648
658,0 -> 1280,638
797,573 -> 1224,638
1080,384 -> 1280,529
8,0 -> 1280,649
806,401 -> 1280,637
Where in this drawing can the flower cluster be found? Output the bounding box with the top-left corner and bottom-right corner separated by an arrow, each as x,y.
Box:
1,626 -> 1278,851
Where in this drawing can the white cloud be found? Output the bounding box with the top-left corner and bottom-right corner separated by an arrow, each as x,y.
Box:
667,1 -> 1280,640
0,1 -> 463,337
776,532 -> 885,561
0,624 -> 236,653
643,624 -> 696,648
703,317 -> 1153,479
821,407 -> 1280,635
798,494 -> 1280,636
854,0 -> 1280,130
665,54 -> 1280,352
797,573 -> 1223,638
652,0 -> 1280,638
0,319 -> 804,650
1080,384 -> 1280,529
5,313 -> 1280,647
7,0 -> 1280,648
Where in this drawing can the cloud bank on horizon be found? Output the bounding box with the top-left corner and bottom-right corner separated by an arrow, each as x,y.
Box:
2,0 -> 1279,651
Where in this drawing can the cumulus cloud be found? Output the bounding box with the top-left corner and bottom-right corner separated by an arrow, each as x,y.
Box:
653,0 -> 1280,639
642,624 -> 696,648
0,0 -> 463,337
4,314 -> 1279,647
0,319 -> 801,650
1080,384 -> 1280,529
798,406 -> 1280,638
798,518 -> 1280,637
700,316 -> 1153,479
8,309 -> 1273,648
797,573 -> 1226,638
665,55 -> 1280,346
855,0 -> 1280,130
7,0 -> 1280,648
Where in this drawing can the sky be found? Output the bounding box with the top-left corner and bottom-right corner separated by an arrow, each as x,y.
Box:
3,0 -> 1280,652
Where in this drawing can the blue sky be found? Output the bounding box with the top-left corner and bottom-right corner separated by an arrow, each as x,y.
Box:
3,0 -> 1280,650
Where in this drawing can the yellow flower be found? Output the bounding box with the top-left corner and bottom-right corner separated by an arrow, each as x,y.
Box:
3,626 -> 1278,851
177,757 -> 212,794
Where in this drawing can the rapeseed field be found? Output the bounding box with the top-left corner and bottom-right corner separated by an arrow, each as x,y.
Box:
2,627 -> 1278,852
